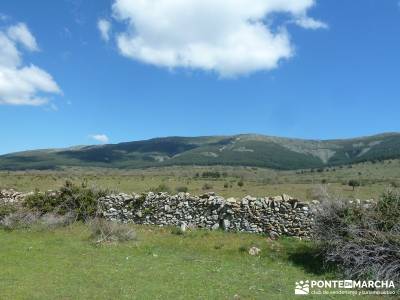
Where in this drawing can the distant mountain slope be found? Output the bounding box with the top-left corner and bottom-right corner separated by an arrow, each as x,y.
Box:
1,133 -> 400,170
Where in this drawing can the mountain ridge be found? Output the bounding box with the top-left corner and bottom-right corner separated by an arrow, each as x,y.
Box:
1,132 -> 400,171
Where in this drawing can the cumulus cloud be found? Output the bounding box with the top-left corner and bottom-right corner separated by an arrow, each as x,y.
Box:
0,22 -> 61,106
90,134 -> 109,144
97,19 -> 111,42
108,0 -> 326,77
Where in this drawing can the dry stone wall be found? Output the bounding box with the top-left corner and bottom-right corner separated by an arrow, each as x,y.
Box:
0,189 -> 319,238
99,192 -> 317,238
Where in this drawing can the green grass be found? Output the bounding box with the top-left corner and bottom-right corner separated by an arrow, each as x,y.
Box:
1,160 -> 399,200
0,223 -> 371,300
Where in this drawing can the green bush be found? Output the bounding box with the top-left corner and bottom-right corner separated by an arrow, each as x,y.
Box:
24,181 -> 109,221
201,171 -> 221,179
0,203 -> 17,220
375,190 -> 400,231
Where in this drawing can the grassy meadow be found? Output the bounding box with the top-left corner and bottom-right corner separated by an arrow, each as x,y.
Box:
1,160 -> 399,299
0,223 -> 386,300
1,159 -> 399,200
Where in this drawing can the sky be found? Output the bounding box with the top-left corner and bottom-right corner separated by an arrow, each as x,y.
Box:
1,0 -> 400,154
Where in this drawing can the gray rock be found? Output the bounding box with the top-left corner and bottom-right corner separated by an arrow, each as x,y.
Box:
211,223 -> 220,230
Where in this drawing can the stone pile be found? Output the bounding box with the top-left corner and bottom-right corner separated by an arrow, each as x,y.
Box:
99,192 -> 316,238
0,189 -> 29,205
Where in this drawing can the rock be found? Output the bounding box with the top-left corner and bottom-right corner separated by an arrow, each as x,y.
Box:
269,231 -> 279,240
272,195 -> 283,201
180,223 -> 187,232
248,247 -> 261,256
222,219 -> 230,230
211,223 -> 220,230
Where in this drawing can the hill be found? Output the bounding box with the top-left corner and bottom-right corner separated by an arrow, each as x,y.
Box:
1,132 -> 400,170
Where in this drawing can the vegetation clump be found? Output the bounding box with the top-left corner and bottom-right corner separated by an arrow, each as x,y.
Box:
0,210 -> 74,231
147,184 -> 172,194
313,189 -> 400,284
348,179 -> 361,190
89,218 -> 137,244
175,186 -> 188,193
0,202 -> 17,220
202,183 -> 213,190
24,181 -> 109,221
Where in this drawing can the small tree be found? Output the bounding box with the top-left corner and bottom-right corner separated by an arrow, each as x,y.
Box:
348,179 -> 360,191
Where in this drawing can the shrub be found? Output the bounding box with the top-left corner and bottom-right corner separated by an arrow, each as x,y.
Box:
0,209 -> 75,231
202,183 -> 213,191
175,186 -> 188,193
214,243 -> 224,250
148,184 -> 172,194
390,181 -> 400,188
312,190 -> 400,284
24,181 -> 109,221
237,180 -> 244,187
0,203 -> 17,220
38,212 -> 75,229
89,218 -> 137,244
238,245 -> 247,253
171,226 -> 185,235
0,210 -> 40,230
201,171 -> 220,179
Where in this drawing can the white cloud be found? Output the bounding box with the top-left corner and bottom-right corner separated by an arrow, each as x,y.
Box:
0,22 -> 61,106
90,134 -> 109,144
7,23 -> 39,51
98,19 -> 111,42
109,0 -> 326,77
294,16 -> 328,30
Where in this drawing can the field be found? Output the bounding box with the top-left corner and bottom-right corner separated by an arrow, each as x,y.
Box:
0,223 -> 385,300
1,161 -> 399,299
1,159 -> 399,200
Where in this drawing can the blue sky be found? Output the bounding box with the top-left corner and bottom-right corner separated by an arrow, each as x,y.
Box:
1,0 -> 400,154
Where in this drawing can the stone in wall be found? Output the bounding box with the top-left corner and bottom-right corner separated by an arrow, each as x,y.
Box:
0,189 -> 31,205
